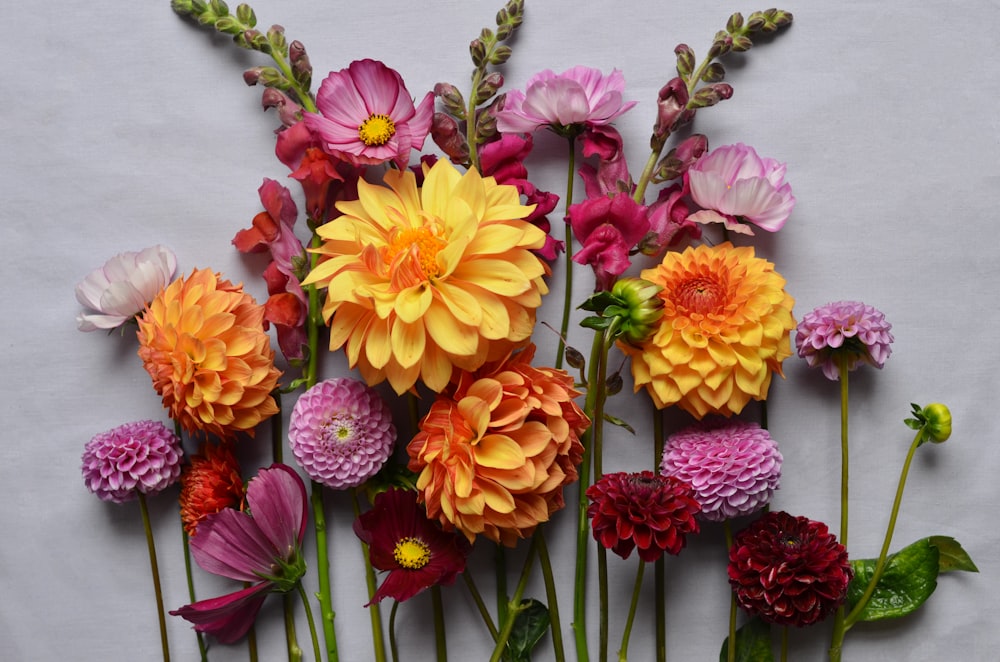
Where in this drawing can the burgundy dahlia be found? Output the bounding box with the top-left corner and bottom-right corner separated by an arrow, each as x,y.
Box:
728,511 -> 852,627
586,471 -> 701,562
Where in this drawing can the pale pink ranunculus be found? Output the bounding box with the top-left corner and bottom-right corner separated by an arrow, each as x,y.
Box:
686,143 -> 795,235
496,66 -> 636,134
75,245 -> 177,331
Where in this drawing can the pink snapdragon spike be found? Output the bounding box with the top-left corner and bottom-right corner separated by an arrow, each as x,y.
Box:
570,192 -> 649,291
686,143 -> 795,235
496,66 -> 637,134
303,59 -> 434,168
171,464 -> 308,644
75,245 -> 177,331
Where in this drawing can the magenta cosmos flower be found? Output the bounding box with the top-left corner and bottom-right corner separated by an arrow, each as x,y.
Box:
303,59 -> 434,168
171,464 -> 308,644
686,143 -> 795,235
661,420 -> 782,522
795,301 -> 894,380
75,245 -> 177,331
496,66 -> 636,134
353,488 -> 471,605
288,378 -> 396,489
81,420 -> 183,504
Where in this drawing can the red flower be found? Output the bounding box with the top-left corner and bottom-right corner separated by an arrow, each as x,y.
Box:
178,441 -> 245,537
728,511 -> 852,627
570,193 -> 650,291
586,471 -> 701,562
353,488 -> 471,605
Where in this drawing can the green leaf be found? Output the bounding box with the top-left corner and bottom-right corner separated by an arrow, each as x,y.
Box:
847,538 -> 939,622
719,617 -> 773,662
928,536 -> 979,573
604,413 -> 635,435
506,599 -> 549,662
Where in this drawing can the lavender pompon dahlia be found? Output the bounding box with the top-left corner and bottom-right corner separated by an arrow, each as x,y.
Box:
661,420 -> 781,522
81,420 -> 183,504
795,301 -> 893,380
288,378 -> 396,489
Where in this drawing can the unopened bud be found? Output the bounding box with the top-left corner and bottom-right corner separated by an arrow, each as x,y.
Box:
470,39 -> 487,68
267,24 -> 287,54
564,346 -> 585,371
730,35 -> 753,52
235,2 -> 256,26
610,278 -> 664,345
689,83 -> 733,109
674,44 -> 695,78
490,45 -> 513,66
726,12 -> 744,33
700,62 -> 726,83
434,82 -> 467,119
921,403 -> 952,443
707,32 -> 733,59
261,88 -> 302,127
430,113 -> 470,163
475,72 -> 504,105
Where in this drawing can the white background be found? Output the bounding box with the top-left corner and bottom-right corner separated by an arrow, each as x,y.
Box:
2,1 -> 996,660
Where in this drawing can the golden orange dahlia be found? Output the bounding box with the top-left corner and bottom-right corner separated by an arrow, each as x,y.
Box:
622,242 -> 795,418
137,268 -> 281,439
407,344 -> 588,546
302,158 -> 550,394
178,441 -> 245,536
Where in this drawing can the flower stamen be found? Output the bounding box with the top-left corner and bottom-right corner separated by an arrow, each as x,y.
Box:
393,537 -> 431,569
358,113 -> 396,146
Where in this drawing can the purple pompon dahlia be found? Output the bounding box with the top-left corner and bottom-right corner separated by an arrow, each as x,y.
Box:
795,301 -> 893,380
81,420 -> 183,504
288,378 -> 396,489
661,420 -> 781,522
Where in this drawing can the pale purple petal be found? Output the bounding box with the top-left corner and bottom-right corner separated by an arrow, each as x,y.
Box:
190,508 -> 280,582
75,245 -> 177,331
170,583 -> 270,644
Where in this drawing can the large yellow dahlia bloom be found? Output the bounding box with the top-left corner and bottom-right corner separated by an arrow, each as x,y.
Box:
622,242 -> 795,418
137,268 -> 281,439
304,159 -> 550,394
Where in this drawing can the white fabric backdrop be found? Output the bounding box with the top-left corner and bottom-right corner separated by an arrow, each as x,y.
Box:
2,0 -> 996,660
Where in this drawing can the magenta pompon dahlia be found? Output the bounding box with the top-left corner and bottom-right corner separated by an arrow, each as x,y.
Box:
81,420 -> 183,504
795,300 -> 894,380
171,464 -> 308,644
661,420 -> 782,522
288,378 -> 397,490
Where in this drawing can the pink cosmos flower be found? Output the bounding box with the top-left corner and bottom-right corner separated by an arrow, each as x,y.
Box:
686,143 -> 795,235
303,59 -> 434,168
496,66 -> 636,134
75,245 -> 177,331
569,192 -> 649,291
171,464 -> 308,644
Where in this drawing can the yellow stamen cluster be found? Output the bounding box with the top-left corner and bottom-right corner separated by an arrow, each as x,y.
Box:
383,227 -> 447,280
358,113 -> 396,146
393,537 -> 431,569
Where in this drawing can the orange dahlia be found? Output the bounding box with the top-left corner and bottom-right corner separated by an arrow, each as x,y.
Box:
178,441 -> 245,536
137,268 -> 281,438
302,158 -> 550,394
622,242 -> 795,418
407,344 -> 588,546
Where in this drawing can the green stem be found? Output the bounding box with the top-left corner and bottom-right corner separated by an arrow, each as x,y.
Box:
271,390 -> 283,464
138,492 -> 170,662
353,489 -> 387,662
652,410 -> 666,662
247,621 -> 258,662
632,148 -> 662,204
283,593 -> 302,662
536,527 -> 566,662
489,539 -> 539,662
297,582 -> 323,662
388,601 -> 400,662
724,520 -> 736,662
555,135 -> 577,370
495,544 -> 509,630
780,627 -> 788,662
431,585 -> 448,662
181,528 -> 209,661
617,561 -> 646,662
463,571 -> 500,641
598,543 -> 609,662
593,326 -> 615,662
311,482 -> 340,661
829,358 -> 850,659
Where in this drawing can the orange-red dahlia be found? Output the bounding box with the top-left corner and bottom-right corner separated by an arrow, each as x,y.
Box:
179,441 -> 245,536
137,268 -> 281,438
407,344 -> 588,546
622,242 -> 795,418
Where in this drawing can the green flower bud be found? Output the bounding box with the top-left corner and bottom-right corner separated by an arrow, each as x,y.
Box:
611,277 -> 664,345
921,403 -> 952,443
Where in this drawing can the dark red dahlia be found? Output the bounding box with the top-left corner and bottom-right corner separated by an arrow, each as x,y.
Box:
586,471 -> 701,562
728,511 -> 852,627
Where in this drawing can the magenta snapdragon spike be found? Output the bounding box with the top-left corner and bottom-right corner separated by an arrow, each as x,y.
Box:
171,464 -> 308,644
795,301 -> 894,380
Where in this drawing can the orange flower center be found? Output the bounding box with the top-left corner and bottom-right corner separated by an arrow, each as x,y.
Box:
393,537 -> 431,569
674,276 -> 726,315
358,113 -> 396,146
383,226 -> 447,280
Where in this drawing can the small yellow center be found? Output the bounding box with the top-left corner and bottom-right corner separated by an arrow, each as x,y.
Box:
383,227 -> 447,280
358,113 -> 396,147
393,537 -> 431,570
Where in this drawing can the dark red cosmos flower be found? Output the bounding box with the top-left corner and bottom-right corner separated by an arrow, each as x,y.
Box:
728,510 -> 852,627
353,488 -> 472,605
586,471 -> 701,562
178,441 -> 245,537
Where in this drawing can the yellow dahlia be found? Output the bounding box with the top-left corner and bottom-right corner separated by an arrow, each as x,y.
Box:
622,242 -> 795,418
303,158 -> 550,394
407,344 -> 588,546
137,268 -> 281,439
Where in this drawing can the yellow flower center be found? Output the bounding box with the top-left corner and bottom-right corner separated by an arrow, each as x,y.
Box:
358,113 -> 396,147
384,226 -> 447,280
674,276 -> 726,315
393,537 -> 431,569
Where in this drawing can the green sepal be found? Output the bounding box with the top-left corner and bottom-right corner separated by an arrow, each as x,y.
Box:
928,536 -> 979,573
604,413 -> 635,435
505,598 -> 550,662
580,315 -> 613,332
847,538 -> 939,622
719,617 -> 773,662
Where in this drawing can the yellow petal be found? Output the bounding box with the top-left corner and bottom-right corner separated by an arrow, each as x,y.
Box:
390,318 -> 425,369
394,283 -> 432,324
474,434 -> 526,470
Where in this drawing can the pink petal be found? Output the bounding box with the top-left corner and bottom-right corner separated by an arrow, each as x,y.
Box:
170,583 -> 271,644
190,508 -> 279,582
246,464 -> 308,552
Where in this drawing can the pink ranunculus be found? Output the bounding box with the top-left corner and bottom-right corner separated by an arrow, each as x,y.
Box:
303,59 -> 434,168
686,143 -> 795,235
570,192 -> 649,291
496,66 -> 637,134
75,245 -> 178,331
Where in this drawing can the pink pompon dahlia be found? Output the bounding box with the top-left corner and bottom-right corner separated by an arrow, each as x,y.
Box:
81,420 -> 183,504
75,245 -> 177,331
171,464 -> 308,644
728,511 -> 852,627
795,301 -> 894,380
586,471 -> 701,562
686,143 -> 795,235
496,66 -> 636,135
288,378 -> 397,490
661,420 -> 782,522
303,59 -> 434,168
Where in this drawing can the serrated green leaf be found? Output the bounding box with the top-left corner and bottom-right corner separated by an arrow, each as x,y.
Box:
604,413 -> 635,434
847,538 -> 939,622
719,617 -> 773,662
506,599 -> 549,662
928,536 -> 979,573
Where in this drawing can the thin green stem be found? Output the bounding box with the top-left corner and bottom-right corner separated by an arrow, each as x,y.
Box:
353,489 -> 387,662
431,585 -> 448,662
724,520 -> 736,662
388,600 -> 400,662
829,357 -> 851,661
138,493 -> 170,662
311,482 -> 340,661
463,571 -> 500,641
617,561 -> 646,662
780,627 -> 788,662
632,148 -> 662,204
489,539 -> 539,662
495,544 -> 509,629
536,527 -> 566,662
297,582 -> 323,662
555,135 -> 577,370
652,410 -> 666,662
181,528 -> 209,661
593,326 -> 615,662
598,544 -> 609,662
247,621 -> 258,662
283,592 -> 302,662
271,390 -> 283,463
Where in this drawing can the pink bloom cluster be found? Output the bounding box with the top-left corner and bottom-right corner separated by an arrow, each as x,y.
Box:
795,300 -> 894,380
81,420 -> 183,504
